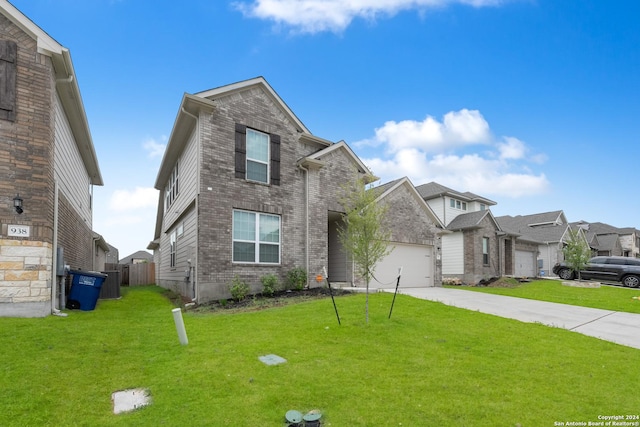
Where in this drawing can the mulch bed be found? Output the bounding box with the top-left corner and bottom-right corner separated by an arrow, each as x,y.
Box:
188,287 -> 354,313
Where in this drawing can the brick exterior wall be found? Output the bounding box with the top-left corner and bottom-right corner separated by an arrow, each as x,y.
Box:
195,87 -> 314,301
56,192 -> 93,270
0,15 -> 56,316
0,13 -> 94,316
461,215 -> 501,284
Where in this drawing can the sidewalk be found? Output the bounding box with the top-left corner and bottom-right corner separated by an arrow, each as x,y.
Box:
383,287 -> 640,350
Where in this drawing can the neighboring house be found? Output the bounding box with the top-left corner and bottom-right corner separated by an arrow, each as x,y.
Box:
0,1 -> 103,317
105,243 -> 120,265
416,182 -> 510,284
148,77 -> 444,302
496,211 -> 575,277
573,221 -> 632,257
92,232 -> 110,272
119,250 -> 153,265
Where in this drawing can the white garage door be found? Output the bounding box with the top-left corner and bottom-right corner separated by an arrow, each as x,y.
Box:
515,250 -> 536,277
370,243 -> 433,288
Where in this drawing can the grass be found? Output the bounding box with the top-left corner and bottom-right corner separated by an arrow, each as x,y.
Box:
1,285 -> 638,426
445,279 -> 640,313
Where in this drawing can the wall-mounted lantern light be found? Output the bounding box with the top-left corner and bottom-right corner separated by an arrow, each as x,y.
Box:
13,194 -> 23,214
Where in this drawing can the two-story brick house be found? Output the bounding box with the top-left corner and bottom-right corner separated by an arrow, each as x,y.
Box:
148,77 -> 443,302
0,1 -> 103,317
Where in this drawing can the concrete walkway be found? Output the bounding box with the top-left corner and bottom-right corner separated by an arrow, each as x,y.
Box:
383,287 -> 640,350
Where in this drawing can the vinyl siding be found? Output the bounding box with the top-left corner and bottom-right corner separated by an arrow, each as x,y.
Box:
426,197 -> 445,225
442,232 -> 464,274
158,205 -> 197,292
158,124 -> 199,291
162,126 -> 198,231
53,92 -> 91,225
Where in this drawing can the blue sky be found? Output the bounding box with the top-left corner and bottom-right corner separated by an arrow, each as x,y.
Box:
10,0 -> 640,258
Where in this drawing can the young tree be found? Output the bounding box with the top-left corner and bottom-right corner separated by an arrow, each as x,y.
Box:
562,229 -> 591,280
338,174 -> 392,323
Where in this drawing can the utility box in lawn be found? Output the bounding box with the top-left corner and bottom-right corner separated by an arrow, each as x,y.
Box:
66,270 -> 107,311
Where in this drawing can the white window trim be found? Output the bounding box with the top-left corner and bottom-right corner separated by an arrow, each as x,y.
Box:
232,209 -> 281,264
165,160 -> 179,211
450,197 -> 467,211
246,128 -> 270,184
170,230 -> 177,268
482,237 -> 489,266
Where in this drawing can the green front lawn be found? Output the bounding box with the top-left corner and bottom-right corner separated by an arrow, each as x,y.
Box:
445,279 -> 640,313
1,285 -> 637,426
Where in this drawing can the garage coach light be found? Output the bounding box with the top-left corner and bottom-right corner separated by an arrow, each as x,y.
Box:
13,194 -> 23,214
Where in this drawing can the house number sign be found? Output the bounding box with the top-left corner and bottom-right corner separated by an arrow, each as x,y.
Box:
8,224 -> 30,237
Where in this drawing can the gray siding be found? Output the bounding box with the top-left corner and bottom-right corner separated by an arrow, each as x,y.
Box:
54,92 -> 92,226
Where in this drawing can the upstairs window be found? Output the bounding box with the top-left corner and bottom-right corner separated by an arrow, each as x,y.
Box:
235,124 -> 281,185
165,160 -> 179,210
233,210 -> 280,264
449,198 -> 467,211
246,129 -> 269,183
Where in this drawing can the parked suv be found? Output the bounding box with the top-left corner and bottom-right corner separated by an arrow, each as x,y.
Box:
553,256 -> 640,288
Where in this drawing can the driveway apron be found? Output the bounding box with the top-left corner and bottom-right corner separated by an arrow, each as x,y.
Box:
387,287 -> 640,350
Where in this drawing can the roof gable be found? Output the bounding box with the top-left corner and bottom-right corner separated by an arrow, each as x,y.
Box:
447,210 -> 500,231
196,77 -> 309,134
301,140 -> 374,179
415,181 -> 496,205
374,177 -> 445,229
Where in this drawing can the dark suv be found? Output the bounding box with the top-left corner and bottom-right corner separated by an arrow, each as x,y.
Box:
553,256 -> 640,287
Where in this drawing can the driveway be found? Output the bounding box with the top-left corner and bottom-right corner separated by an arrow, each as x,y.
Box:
385,287 -> 640,350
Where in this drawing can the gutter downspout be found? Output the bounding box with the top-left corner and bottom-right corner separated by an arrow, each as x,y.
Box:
298,164 -> 310,283
51,180 -> 65,316
181,106 -> 199,302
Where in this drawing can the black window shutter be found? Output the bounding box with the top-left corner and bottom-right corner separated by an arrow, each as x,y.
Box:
270,133 -> 280,186
0,40 -> 17,122
235,123 -> 246,179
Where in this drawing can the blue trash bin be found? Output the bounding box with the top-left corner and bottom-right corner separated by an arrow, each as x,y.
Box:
66,270 -> 107,311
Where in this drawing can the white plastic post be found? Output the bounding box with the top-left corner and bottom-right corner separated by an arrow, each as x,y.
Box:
172,308 -> 189,345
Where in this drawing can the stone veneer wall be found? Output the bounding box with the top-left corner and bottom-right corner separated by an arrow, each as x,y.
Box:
0,239 -> 52,317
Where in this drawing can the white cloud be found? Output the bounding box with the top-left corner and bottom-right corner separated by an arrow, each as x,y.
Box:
359,108 -> 549,198
497,136 -> 527,160
234,0 -> 508,33
109,187 -> 159,212
361,109 -> 491,153
143,136 -> 166,158
366,149 -> 549,197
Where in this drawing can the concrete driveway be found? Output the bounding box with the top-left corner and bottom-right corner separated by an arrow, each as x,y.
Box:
385,287 -> 640,350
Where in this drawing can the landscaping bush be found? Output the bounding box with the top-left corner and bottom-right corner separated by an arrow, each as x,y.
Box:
286,267 -> 307,290
228,275 -> 250,301
260,273 -> 279,297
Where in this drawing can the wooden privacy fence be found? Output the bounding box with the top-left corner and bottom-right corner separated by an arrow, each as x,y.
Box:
104,263 -> 156,286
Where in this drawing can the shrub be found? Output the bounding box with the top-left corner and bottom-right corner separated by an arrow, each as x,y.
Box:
287,267 -> 307,291
228,275 -> 250,301
260,273 -> 279,297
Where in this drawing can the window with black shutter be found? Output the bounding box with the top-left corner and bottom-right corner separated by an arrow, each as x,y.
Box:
0,40 -> 17,122
234,123 -> 281,186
